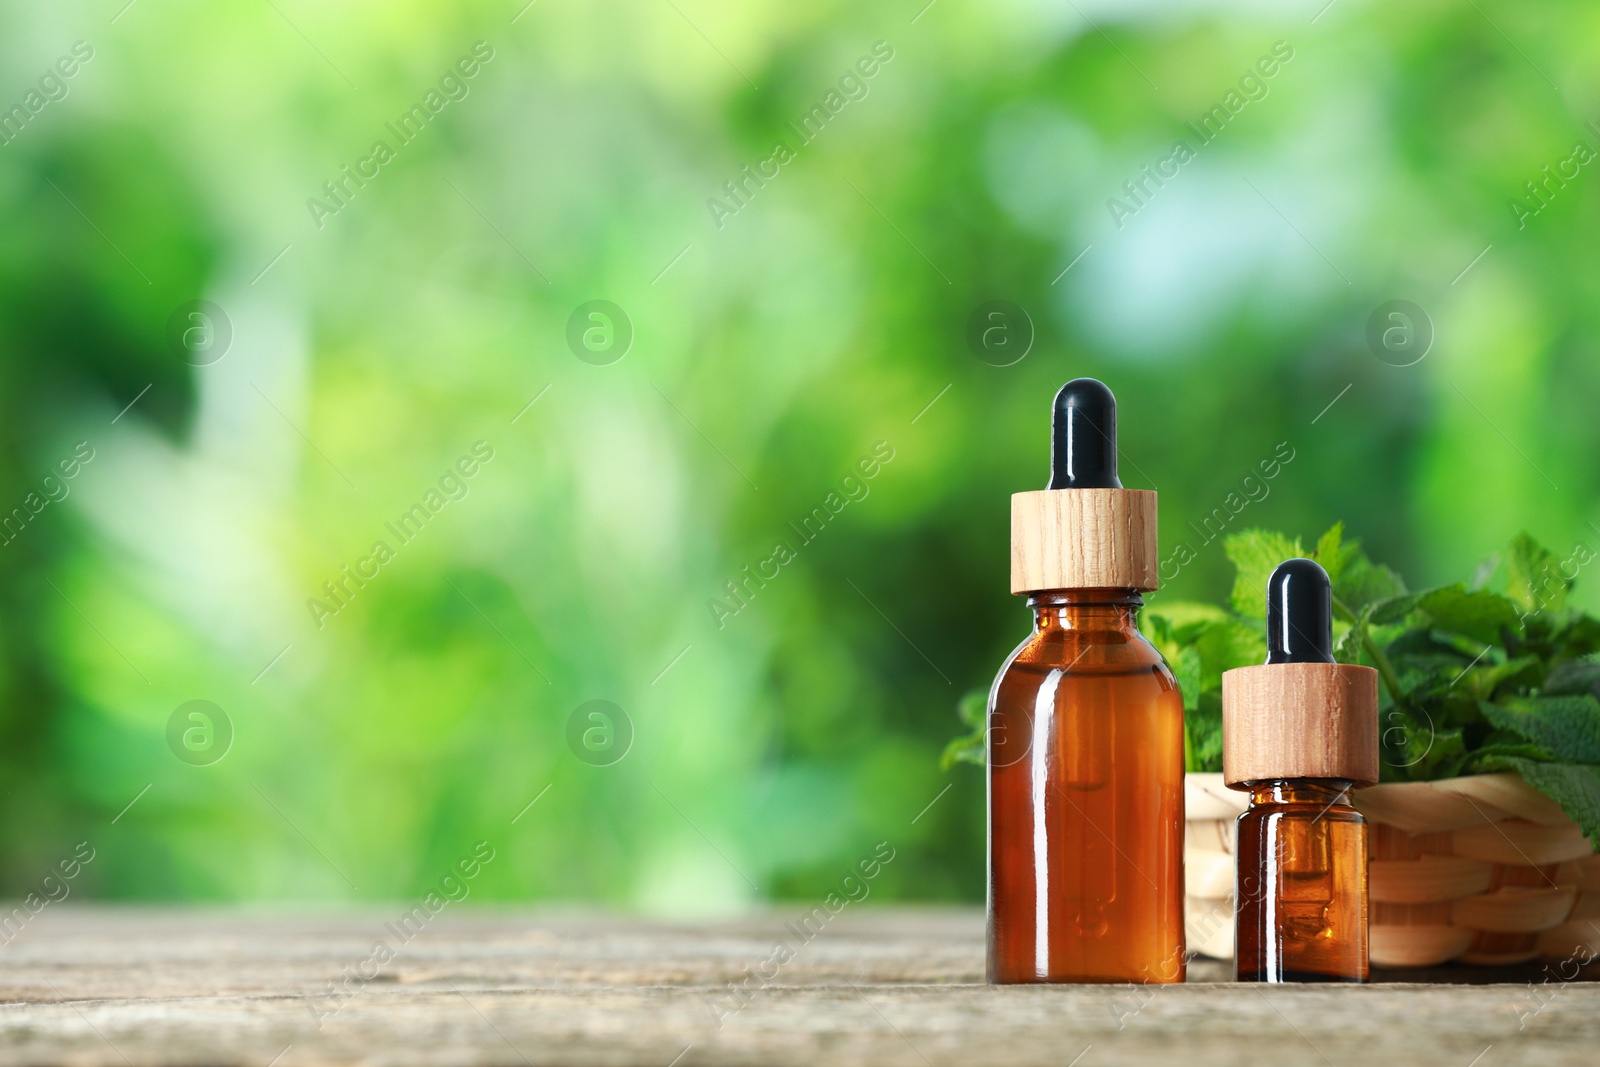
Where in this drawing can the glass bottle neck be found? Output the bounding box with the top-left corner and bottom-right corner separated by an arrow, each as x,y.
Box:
1026,589 -> 1143,632
1246,780 -> 1355,807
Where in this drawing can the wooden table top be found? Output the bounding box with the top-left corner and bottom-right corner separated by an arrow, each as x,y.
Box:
0,906 -> 1594,1065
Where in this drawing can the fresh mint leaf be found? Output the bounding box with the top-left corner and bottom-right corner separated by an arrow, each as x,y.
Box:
1381,718 -> 1465,782
939,736 -> 983,770
1191,618 -> 1266,692
1424,731 -> 1471,780
1313,523 -> 1358,587
940,688 -> 988,770
1170,646 -> 1204,715
1479,695 -> 1600,763
1453,655 -> 1540,700
1187,693 -> 1223,773
1224,529 -> 1303,619
1416,585 -> 1521,644
1385,629 -> 1478,677
1553,615 -> 1600,657
1143,601 -> 1231,629
1507,532 -> 1569,614
1467,742 -> 1559,766
1334,605 -> 1369,664
1546,659 -> 1600,699
1142,601 -> 1228,667
1142,611 -> 1173,648
1368,590 -> 1428,626
1334,553 -> 1408,615
1472,758 -> 1600,848
956,687 -> 986,729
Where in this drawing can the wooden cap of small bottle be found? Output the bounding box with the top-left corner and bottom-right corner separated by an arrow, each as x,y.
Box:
1221,663 -> 1380,788
1010,488 -> 1158,594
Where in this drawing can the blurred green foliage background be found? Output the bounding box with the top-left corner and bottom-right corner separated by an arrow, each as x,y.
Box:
0,0 -> 1596,907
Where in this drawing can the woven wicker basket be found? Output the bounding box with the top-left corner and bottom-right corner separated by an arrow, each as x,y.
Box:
1184,771 -> 1600,967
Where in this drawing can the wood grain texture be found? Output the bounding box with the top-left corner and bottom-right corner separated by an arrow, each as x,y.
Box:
1222,662 -> 1380,787
1009,488 -> 1158,593
0,907 -> 1595,1065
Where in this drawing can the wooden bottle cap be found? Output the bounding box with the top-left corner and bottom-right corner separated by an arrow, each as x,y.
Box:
1009,488 -> 1158,594
1221,662 -> 1380,788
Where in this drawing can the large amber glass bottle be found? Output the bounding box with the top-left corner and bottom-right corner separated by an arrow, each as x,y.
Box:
988,589 -> 1186,983
988,379 -> 1186,984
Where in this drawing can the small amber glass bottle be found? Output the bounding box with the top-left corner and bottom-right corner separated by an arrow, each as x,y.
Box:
1235,779 -> 1367,982
1223,559 -> 1379,983
988,380 -> 1185,984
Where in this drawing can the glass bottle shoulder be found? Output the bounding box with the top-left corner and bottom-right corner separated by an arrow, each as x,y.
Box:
1239,781 -> 1365,826
996,616 -> 1177,680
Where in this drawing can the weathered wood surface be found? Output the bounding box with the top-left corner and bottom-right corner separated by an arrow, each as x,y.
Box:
0,907 -> 1594,1065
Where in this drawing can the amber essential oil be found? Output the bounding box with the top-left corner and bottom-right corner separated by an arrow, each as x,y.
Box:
1222,558 -> 1378,984
988,379 -> 1185,984
1234,779 -> 1369,982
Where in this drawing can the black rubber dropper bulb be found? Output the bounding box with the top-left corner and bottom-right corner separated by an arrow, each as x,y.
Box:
1048,378 -> 1123,490
1265,558 -> 1335,665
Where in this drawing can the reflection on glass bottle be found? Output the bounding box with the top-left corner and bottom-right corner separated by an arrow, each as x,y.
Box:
990,591 -> 1183,980
1235,780 -> 1367,982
